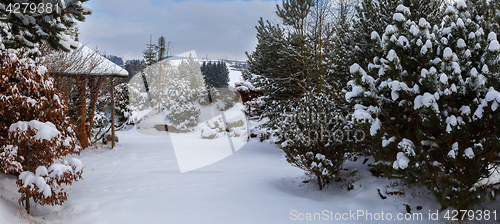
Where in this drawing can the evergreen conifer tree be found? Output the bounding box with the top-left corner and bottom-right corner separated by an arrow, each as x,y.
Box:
201,60 -> 229,88
0,0 -> 91,52
246,0 -> 355,189
164,61 -> 201,132
347,1 -> 500,210
143,35 -> 157,66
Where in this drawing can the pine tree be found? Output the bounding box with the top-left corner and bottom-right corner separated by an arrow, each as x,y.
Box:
201,60 -> 229,88
143,35 -> 157,66
347,1 -> 500,210
275,91 -> 357,190
164,63 -> 201,132
124,59 -> 146,81
144,58 -> 172,112
178,53 -> 205,90
0,0 -> 91,52
246,0 -> 355,189
156,35 -> 167,62
0,51 -> 82,214
333,0 -> 445,79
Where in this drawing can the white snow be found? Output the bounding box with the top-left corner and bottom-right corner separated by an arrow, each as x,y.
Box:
385,25 -> 395,34
464,147 -> 474,159
25,97 -> 37,105
488,32 -> 497,41
445,6 -> 456,15
398,36 -> 409,48
448,142 -> 459,159
485,88 -> 500,102
9,120 -> 60,140
469,32 -> 476,39
387,49 -> 398,62
398,138 -> 415,156
419,18 -> 429,28
19,170 -> 52,198
396,5 -> 410,14
457,38 -> 466,48
349,63 -> 365,75
473,99 -> 487,120
82,5 -> 92,14
446,115 -> 457,126
393,13 -> 405,22
474,165 -> 500,187
67,158 -> 83,172
457,0 -> 466,9
488,40 -> 500,52
465,49 -> 471,57
482,64 -> 490,74
416,38 -> 423,46
345,86 -> 364,102
229,69 -> 243,87
371,31 -> 380,40
35,166 -> 48,177
389,81 -> 409,100
48,164 -> 72,177
421,40 -> 432,55
44,43 -> 128,76
382,136 -> 396,147
370,118 -> 381,136
443,47 -> 453,60
393,152 -> 410,169
456,18 -> 464,28
459,105 -> 471,115
439,73 -> 448,84
414,93 -> 439,112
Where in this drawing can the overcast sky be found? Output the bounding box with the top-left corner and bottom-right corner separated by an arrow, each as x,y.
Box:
77,0 -> 279,62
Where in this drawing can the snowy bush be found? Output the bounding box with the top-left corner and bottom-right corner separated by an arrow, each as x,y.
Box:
347,2 -> 500,210
0,51 -> 82,213
273,91 -> 356,190
163,56 -> 203,132
164,77 -> 200,132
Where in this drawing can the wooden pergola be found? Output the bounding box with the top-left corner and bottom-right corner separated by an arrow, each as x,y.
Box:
44,43 -> 128,149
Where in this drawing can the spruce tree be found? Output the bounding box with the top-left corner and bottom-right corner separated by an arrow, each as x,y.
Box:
201,60 -> 229,88
347,1 -> 500,210
179,54 -> 205,90
156,35 -> 167,62
164,61 -> 201,132
275,91 -> 357,190
0,0 -> 91,52
247,0 -> 354,189
143,35 -> 157,66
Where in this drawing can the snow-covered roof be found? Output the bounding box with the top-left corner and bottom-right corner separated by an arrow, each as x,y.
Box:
44,43 -> 128,77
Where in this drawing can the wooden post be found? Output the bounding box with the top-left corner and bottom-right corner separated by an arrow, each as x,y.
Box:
76,75 -> 90,148
111,76 -> 115,149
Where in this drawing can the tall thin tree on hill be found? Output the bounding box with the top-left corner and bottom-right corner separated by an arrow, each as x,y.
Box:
143,34 -> 157,66
156,35 -> 173,62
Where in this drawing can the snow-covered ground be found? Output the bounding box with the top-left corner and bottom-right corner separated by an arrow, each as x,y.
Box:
2,120 -> 499,223
229,69 -> 243,87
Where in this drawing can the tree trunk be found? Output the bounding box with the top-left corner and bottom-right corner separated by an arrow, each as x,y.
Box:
25,149 -> 31,214
76,75 -> 90,148
85,76 -> 104,139
317,175 -> 323,190
110,77 -> 115,149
